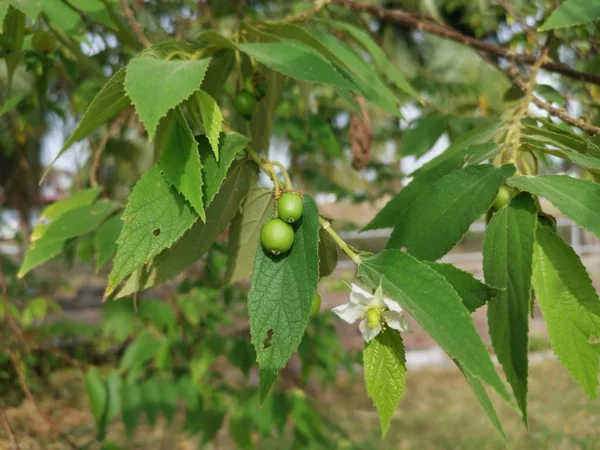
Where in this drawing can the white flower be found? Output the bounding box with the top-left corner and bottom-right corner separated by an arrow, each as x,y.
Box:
331,282 -> 411,342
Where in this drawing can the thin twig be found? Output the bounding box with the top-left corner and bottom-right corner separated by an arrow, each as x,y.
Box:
119,0 -> 152,48
329,0 -> 600,86
0,405 -> 21,450
89,111 -> 129,188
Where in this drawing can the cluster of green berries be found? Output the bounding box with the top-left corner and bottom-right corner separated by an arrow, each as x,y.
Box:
260,192 -> 304,256
233,75 -> 268,120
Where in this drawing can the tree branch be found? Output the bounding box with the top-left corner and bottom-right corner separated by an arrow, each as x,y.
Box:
0,406 -> 21,450
119,0 -> 152,48
330,0 -> 600,87
89,111 -> 130,188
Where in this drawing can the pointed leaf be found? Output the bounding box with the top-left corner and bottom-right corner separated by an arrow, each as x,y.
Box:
7,0 -> 42,20
195,90 -> 222,159
158,110 -> 205,218
226,188 -> 274,284
119,330 -> 161,370
248,195 -> 320,399
363,328 -> 406,437
359,250 -> 512,403
539,0 -> 600,31
424,262 -> 502,313
121,381 -> 142,438
532,224 -> 600,398
125,56 -> 211,138
115,161 -> 257,297
106,165 -> 197,296
95,216 -> 123,271
85,368 -> 108,439
387,164 -> 516,260
508,175 -> 600,238
483,193 -> 537,423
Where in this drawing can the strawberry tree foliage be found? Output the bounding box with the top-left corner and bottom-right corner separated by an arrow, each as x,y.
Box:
4,0 -> 600,447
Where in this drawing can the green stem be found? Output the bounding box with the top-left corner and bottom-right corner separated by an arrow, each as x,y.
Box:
319,217 -> 361,266
271,161 -> 292,188
247,147 -> 281,195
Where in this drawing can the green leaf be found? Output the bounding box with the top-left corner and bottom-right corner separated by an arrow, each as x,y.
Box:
199,131 -> 249,207
365,121 -> 501,231
19,200 -> 120,277
103,299 -> 135,342
387,164 -> 516,260
457,362 -> 507,441
95,216 -> 123,271
532,224 -> 600,398
124,56 -> 211,139
326,20 -> 419,99
115,161 -> 257,297
67,0 -> 117,30
424,262 -> 502,313
157,378 -> 178,424
0,4 -> 9,31
249,70 -> 285,153
106,165 -> 197,296
0,92 -> 26,116
318,228 -> 339,278
85,368 -> 108,439
226,188 -> 274,284
104,371 -> 122,423
238,41 -> 358,92
4,7 -> 25,90
508,175 -> 600,238
248,195 -> 320,400
42,0 -> 83,34
363,328 -> 406,437
201,50 -> 235,100
7,0 -> 41,20
194,90 -> 222,159
483,193 -> 537,423
539,0 -> 600,31
158,110 -> 205,218
121,381 -> 142,438
119,330 -> 161,370
359,250 -> 511,403
142,378 -> 160,427
51,68 -> 129,176
401,113 -> 447,157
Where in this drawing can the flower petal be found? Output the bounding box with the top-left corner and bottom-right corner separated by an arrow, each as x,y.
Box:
332,302 -> 365,324
359,318 -> 382,342
383,297 -> 404,313
349,283 -> 374,305
383,310 -> 412,333
372,284 -> 387,309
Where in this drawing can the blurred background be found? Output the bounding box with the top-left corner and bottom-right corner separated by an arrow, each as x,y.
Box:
1,0 -> 600,449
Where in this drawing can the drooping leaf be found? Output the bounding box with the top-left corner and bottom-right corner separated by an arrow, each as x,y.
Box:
238,41 -> 358,92
0,3 -> 9,29
119,330 -> 161,371
401,113 -> 447,157
424,262 -> 502,313
199,132 -> 249,207
19,200 -> 120,277
365,121 -> 501,231
158,110 -> 205,218
85,368 -> 108,439
106,165 -> 197,296
142,378 -> 160,427
7,0 -> 42,20
226,188 -> 274,284
249,70 -> 285,153
194,90 -> 222,159
52,68 -> 129,175
363,328 -> 406,437
124,56 -> 211,138
532,224 -> 600,398
483,193 -> 537,423
115,161 -> 257,297
4,7 -> 25,90
104,371 -> 122,425
318,228 -> 339,278
121,381 -> 142,438
67,0 -> 117,30
42,0 -> 83,34
359,250 -> 512,403
248,195 -> 320,400
387,164 -> 516,260
95,216 -> 123,271
539,0 -> 600,30
508,175 -> 600,238
157,377 -> 178,424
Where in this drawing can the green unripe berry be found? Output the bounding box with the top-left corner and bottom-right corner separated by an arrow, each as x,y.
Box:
310,292 -> 322,317
493,185 -> 514,211
260,218 -> 294,255
366,308 -> 381,329
234,91 -> 258,120
32,31 -> 57,54
277,192 -> 303,224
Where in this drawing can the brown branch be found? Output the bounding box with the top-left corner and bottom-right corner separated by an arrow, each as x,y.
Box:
119,0 -> 152,48
89,111 -> 130,188
0,406 -> 21,450
330,0 -> 600,86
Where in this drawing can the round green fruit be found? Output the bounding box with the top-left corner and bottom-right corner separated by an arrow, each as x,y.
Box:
277,192 -> 303,224
32,31 -> 57,54
310,292 -> 322,317
493,185 -> 514,210
260,218 -> 294,255
234,91 -> 257,120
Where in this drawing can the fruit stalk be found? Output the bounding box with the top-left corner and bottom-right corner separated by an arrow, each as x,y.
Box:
318,217 -> 361,266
